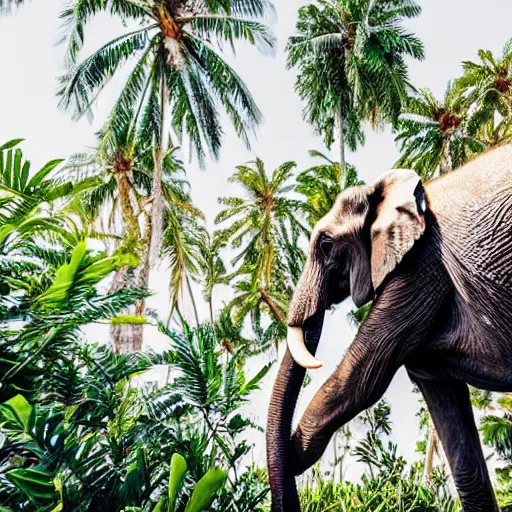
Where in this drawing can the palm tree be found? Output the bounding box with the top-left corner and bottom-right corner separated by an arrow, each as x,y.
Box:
58,0 -> 275,268
457,39 -> 512,148
66,123 -> 203,352
286,0 -> 424,187
215,159 -> 308,331
394,83 -> 485,179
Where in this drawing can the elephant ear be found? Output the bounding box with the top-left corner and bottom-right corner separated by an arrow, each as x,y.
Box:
370,169 -> 427,291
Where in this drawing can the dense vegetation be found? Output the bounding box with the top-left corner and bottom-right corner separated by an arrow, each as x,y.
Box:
1,0 -> 512,510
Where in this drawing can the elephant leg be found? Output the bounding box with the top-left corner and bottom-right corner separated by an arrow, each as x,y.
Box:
412,376 -> 498,512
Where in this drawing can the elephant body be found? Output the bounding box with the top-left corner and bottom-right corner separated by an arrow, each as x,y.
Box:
267,145 -> 512,512
414,149 -> 512,389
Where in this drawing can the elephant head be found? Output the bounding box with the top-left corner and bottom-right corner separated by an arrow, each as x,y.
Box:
267,169 -> 427,511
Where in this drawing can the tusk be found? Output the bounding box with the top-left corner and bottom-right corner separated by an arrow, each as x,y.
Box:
287,326 -> 323,369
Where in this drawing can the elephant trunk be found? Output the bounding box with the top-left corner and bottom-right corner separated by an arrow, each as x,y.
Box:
266,312 -> 325,512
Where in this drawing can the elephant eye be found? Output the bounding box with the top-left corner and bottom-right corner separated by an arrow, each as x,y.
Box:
318,233 -> 334,257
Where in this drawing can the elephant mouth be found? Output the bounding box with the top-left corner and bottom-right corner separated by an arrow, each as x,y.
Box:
286,268 -> 349,369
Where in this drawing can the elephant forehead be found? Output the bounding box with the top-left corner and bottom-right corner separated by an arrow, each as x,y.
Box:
313,209 -> 365,238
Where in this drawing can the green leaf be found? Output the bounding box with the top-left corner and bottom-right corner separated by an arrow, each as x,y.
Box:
13,149 -> 22,190
0,138 -> 24,151
184,468 -> 227,512
123,447 -> 149,503
35,241 -> 87,306
5,149 -> 13,187
111,315 -> 147,325
6,468 -> 56,502
0,224 -> 15,246
168,453 -> 188,512
20,160 -> 30,191
152,497 -> 166,512
240,362 -> 272,394
0,394 -> 34,433
26,159 -> 64,190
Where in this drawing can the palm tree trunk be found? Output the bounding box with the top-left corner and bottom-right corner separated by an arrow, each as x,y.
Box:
261,290 -> 285,323
114,167 -> 140,238
424,418 -> 439,484
112,212 -> 152,354
439,136 -> 453,176
110,163 -> 146,353
208,293 -> 214,325
335,107 -> 347,189
149,72 -> 170,268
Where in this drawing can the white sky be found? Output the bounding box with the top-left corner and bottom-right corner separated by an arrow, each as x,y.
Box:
1,0 -> 511,484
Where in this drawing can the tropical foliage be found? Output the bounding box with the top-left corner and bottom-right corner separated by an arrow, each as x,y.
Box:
299,402 -> 459,511
0,235 -> 269,510
457,38 -> 512,147
2,1 -> 512,510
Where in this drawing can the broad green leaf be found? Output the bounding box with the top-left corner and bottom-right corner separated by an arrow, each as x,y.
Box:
0,394 -> 34,433
123,447 -> 149,503
75,252 -> 138,288
0,224 -> 15,246
0,138 -> 24,151
6,467 -> 56,502
168,453 -> 187,512
184,468 -> 227,512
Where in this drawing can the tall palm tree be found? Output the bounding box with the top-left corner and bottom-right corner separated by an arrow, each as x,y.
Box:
457,39 -> 512,148
286,0 -> 424,187
66,122 -> 202,352
215,159 -> 308,331
58,0 -> 275,267
394,83 -> 485,179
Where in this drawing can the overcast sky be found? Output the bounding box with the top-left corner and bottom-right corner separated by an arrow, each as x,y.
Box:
1,0 -> 511,482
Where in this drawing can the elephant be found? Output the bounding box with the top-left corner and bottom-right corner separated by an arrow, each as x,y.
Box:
266,144 -> 512,512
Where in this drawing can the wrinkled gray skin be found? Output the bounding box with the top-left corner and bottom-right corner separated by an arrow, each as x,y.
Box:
267,145 -> 512,512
